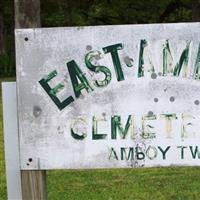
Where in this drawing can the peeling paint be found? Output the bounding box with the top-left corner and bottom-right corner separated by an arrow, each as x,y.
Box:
16,23 -> 200,169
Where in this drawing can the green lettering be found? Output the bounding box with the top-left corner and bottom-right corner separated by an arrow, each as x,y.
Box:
146,146 -> 157,160
142,114 -> 156,139
39,70 -> 74,110
177,146 -> 187,159
121,147 -> 134,160
111,115 -> 134,139
189,146 -> 200,159
138,39 -> 154,77
160,114 -> 177,138
193,43 -> 200,79
92,116 -> 107,140
157,146 -> 171,160
181,113 -> 195,139
109,147 -> 118,160
85,51 -> 112,87
70,118 -> 87,140
136,146 -> 145,160
163,40 -> 190,77
103,43 -> 124,81
67,60 -> 93,98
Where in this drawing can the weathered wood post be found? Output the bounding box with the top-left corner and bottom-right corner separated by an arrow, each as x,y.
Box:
14,0 -> 47,199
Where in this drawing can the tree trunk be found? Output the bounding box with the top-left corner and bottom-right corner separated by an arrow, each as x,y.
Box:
14,0 -> 41,28
192,0 -> 200,22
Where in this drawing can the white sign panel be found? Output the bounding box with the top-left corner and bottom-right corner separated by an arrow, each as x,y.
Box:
16,23 -> 200,169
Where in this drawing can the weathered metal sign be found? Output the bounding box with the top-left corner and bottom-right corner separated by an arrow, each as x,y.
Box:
16,23 -> 200,170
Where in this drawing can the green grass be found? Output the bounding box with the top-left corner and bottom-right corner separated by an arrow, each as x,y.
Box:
0,77 -> 200,200
0,77 -> 15,200
47,167 -> 200,200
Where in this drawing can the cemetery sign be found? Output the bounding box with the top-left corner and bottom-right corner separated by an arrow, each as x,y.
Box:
15,23 -> 200,169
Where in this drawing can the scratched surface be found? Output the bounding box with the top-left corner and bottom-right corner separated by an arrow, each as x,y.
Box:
15,23 -> 200,169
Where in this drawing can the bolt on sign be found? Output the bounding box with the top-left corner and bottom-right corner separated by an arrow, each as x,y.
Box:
15,23 -> 200,170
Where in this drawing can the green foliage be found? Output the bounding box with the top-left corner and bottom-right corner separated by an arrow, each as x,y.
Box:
41,0 -> 65,26
40,0 -> 194,27
0,0 -> 15,77
0,33 -> 15,77
0,54 -> 15,77
0,0 -> 197,77
167,7 -> 192,22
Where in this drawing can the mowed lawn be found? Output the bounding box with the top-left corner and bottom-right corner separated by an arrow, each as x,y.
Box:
0,78 -> 200,200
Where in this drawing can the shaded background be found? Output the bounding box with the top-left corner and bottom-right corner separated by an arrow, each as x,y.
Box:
0,1 -> 200,199
0,0 -> 200,77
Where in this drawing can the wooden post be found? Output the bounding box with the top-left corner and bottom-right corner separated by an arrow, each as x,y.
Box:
14,0 -> 47,199
14,0 -> 41,28
21,171 -> 47,200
